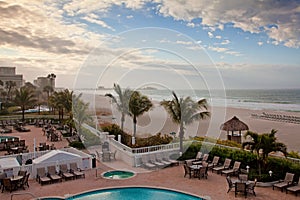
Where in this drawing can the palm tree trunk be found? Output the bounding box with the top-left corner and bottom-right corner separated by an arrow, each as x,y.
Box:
132,116 -> 137,145
121,113 -> 125,131
22,107 -> 25,122
179,123 -> 184,154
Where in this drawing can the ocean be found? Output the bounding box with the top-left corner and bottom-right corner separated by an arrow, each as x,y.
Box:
77,88 -> 300,112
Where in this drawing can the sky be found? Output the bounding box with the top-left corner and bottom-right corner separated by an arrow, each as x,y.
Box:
0,0 -> 299,90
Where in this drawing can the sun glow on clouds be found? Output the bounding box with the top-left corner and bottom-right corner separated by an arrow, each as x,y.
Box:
0,0 -> 299,89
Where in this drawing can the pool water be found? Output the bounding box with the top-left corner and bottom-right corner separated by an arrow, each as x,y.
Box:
67,187 -> 203,200
102,170 -> 135,179
0,136 -> 18,142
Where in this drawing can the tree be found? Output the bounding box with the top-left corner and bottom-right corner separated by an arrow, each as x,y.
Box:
73,95 -> 92,138
160,91 -> 210,154
105,83 -> 133,131
242,129 -> 287,176
14,87 -> 37,121
47,73 -> 56,89
129,91 -> 153,144
5,81 -> 16,101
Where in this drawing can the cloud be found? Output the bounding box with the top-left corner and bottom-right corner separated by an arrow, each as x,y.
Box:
257,41 -> 263,46
221,39 -> 230,45
82,15 -> 115,31
208,32 -> 214,38
155,0 -> 300,48
126,15 -> 134,19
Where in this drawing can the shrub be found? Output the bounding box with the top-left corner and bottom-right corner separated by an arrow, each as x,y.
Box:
69,141 -> 85,149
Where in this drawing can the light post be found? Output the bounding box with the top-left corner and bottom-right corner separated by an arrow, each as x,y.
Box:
269,170 -> 273,177
246,165 -> 250,173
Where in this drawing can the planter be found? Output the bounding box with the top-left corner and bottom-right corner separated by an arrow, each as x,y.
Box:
256,180 -> 280,187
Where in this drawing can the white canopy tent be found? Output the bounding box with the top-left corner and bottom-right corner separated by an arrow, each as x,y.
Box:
0,157 -> 21,177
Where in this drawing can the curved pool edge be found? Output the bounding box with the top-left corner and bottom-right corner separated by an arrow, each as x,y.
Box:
64,185 -> 209,200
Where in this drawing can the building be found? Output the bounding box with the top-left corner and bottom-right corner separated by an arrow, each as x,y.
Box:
34,76 -> 55,90
0,67 -> 23,88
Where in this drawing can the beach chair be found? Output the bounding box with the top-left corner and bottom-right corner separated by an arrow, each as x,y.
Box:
207,156 -> 220,171
69,163 -> 85,179
286,177 -> 300,196
221,161 -> 241,176
47,165 -> 62,183
141,155 -> 156,169
36,167 -> 51,185
212,158 -> 231,174
273,172 -> 294,192
59,164 -> 75,181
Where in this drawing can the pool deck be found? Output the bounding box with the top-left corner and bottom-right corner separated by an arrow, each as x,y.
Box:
0,126 -> 299,200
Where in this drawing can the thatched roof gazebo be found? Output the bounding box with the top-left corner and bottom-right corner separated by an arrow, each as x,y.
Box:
220,116 -> 249,144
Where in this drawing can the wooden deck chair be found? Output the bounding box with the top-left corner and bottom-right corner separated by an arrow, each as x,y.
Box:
36,167 -> 51,185
273,172 -> 295,192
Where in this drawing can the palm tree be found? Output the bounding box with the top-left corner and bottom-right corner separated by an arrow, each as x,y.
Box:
105,83 -> 133,131
160,91 -> 210,154
242,129 -> 287,176
129,91 -> 153,144
73,95 -> 92,137
47,73 -> 56,89
14,87 -> 37,121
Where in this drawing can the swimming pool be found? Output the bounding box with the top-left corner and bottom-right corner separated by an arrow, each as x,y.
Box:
0,135 -> 18,142
64,187 -> 204,200
102,170 -> 135,179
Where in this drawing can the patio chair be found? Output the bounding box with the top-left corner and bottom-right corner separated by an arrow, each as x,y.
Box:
273,172 -> 295,192
141,155 -> 156,169
207,156 -> 220,171
70,162 -> 85,179
18,170 -> 27,177
47,165 -> 62,183
286,176 -> 300,196
36,167 -> 51,185
235,181 -> 247,197
226,176 -> 235,193
247,179 -> 257,196
198,163 -> 208,179
186,151 -> 202,163
59,164 -> 75,181
183,163 -> 195,178
238,174 -> 248,182
110,150 -> 117,161
18,173 -> 30,190
212,158 -> 231,174
1,178 -> 13,193
221,161 -> 241,176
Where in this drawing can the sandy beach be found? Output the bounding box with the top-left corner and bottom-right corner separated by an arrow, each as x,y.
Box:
95,95 -> 300,152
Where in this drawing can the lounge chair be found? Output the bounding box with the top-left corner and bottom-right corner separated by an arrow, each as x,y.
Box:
47,166 -> 62,183
273,172 -> 295,192
221,161 -> 241,176
212,158 -> 231,174
207,156 -> 220,171
185,151 -> 202,163
163,152 -> 179,166
149,154 -> 165,167
36,167 -> 51,185
193,153 -> 209,165
70,162 -> 85,179
286,177 -> 300,196
156,153 -> 171,166
235,181 -> 247,197
141,155 -> 156,169
226,176 -> 235,193
59,164 -> 75,181
247,179 -> 257,196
